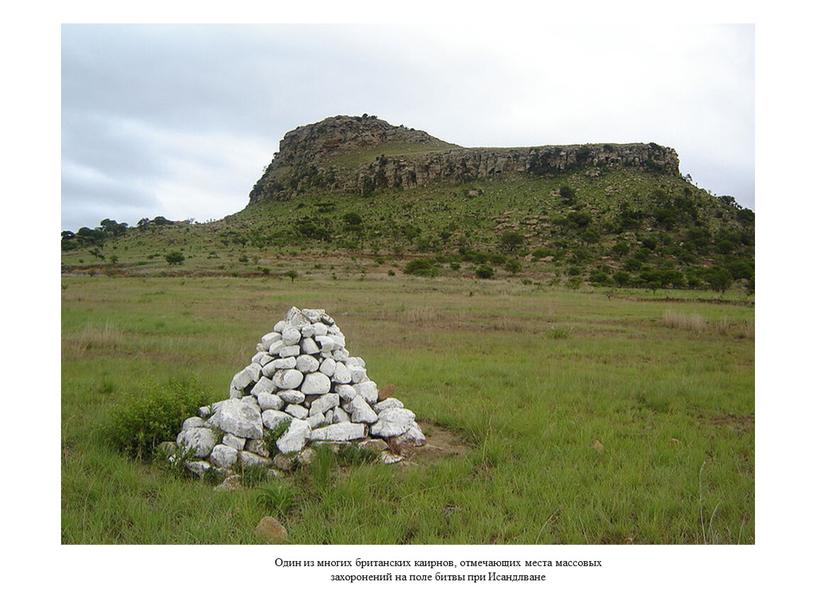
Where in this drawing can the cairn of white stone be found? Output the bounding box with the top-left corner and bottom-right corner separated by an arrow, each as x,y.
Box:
168,307 -> 425,479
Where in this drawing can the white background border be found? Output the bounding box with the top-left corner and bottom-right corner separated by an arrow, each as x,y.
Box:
3,0 -> 812,610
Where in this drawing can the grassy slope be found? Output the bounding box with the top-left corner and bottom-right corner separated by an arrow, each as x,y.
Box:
62,276 -> 753,544
61,168 -> 754,290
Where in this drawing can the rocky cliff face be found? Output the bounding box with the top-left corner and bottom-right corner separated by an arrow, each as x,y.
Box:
249,115 -> 680,203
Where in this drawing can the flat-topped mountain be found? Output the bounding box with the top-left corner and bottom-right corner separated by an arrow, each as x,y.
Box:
249,115 -> 680,202
62,114 -> 754,292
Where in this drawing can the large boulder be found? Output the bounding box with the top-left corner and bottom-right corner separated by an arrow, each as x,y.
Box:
176,427 -> 218,458
209,399 -> 263,439
276,419 -> 311,454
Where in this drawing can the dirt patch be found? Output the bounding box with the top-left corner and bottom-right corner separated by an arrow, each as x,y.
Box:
395,420 -> 471,465
698,413 -> 754,432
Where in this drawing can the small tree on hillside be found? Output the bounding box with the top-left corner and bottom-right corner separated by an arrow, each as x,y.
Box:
165,251 -> 185,266
500,231 -> 524,253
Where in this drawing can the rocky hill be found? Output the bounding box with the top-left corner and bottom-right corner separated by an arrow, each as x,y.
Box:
249,114 -> 680,202
61,115 -> 754,292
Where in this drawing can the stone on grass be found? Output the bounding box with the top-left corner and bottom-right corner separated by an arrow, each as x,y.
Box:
171,307 -> 427,479
254,516 -> 288,542
185,460 -> 211,477
370,407 -> 416,439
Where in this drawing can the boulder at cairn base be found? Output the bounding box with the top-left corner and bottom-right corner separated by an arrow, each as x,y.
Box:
171,306 -> 426,479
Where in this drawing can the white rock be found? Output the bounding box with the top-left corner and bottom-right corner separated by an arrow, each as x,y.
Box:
346,356 -> 366,368
251,376 -> 276,397
321,314 -> 335,325
350,396 -> 378,424
333,408 -> 350,423
282,326 -> 301,346
239,450 -> 271,467
284,404 -> 309,419
176,427 -> 218,458
262,409 -> 290,430
319,358 -> 336,377
229,387 -> 243,399
314,335 -> 335,352
307,414 -> 327,429
333,362 -> 352,384
260,332 -> 282,350
185,460 -> 211,477
349,365 -> 367,384
198,405 -> 213,418
286,307 -> 310,328
251,351 -> 269,365
310,393 -> 339,414
300,337 -> 320,355
312,322 -> 328,337
242,395 -> 261,412
354,381 -> 379,405
273,320 -> 287,333
270,357 -> 296,370
222,433 -> 246,450
210,444 -> 239,469
330,334 -> 346,349
267,340 -> 284,356
324,409 -> 334,423
336,384 -> 357,401
246,363 -> 262,382
230,368 -> 253,392
278,389 -> 306,404
332,348 -> 350,362
261,362 -> 276,378
245,438 -> 270,457
182,416 -> 205,430
395,424 -> 426,447
209,398 -> 263,439
276,419 -> 311,454
258,392 -> 284,411
301,324 -> 315,338
370,407 -> 416,438
309,423 -> 365,442
302,308 -> 325,323
279,344 -> 300,358
296,354 -> 320,373
374,398 -> 404,413
301,372 -> 331,395
272,368 -> 304,390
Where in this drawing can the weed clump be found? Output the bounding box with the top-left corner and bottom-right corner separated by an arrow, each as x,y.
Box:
105,378 -> 211,460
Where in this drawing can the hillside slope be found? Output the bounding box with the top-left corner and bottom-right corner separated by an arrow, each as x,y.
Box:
61,115 -> 754,291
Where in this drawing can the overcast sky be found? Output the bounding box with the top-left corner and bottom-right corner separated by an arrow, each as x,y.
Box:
61,24 -> 754,230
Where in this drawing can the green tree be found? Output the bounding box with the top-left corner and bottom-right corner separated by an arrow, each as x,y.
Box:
499,231 -> 524,253
165,251 -> 185,266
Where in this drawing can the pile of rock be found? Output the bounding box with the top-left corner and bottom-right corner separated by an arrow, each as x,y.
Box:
167,307 -> 425,480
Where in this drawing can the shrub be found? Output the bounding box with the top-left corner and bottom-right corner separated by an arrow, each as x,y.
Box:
500,231 -> 524,253
559,185 -> 576,203
613,271 -> 631,287
105,378 -> 211,460
504,259 -> 521,274
285,270 -> 298,283
404,258 -> 439,277
343,212 -> 363,227
475,264 -> 494,279
264,419 -> 292,456
165,251 -> 185,266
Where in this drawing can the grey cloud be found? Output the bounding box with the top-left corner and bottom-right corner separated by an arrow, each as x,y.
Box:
62,24 -> 754,230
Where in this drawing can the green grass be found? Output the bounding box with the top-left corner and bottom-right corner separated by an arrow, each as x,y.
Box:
61,275 -> 754,544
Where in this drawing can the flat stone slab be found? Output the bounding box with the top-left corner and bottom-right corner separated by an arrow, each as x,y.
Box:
209,398 -> 263,440
309,422 -> 366,442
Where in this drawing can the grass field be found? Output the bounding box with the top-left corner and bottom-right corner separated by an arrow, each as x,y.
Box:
61,275 -> 754,544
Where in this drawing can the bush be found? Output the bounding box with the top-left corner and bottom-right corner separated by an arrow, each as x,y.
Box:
343,212 -> 363,227
105,378 -> 211,460
404,258 -> 439,277
165,251 -> 185,266
504,259 -> 521,274
559,185 -> 576,203
500,231 -> 524,253
475,264 -> 494,279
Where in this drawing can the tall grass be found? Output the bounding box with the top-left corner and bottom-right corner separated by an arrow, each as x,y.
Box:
663,310 -> 754,338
